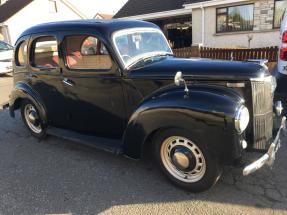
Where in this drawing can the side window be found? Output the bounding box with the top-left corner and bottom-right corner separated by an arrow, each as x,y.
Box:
32,36 -> 59,68
65,35 -> 112,70
15,41 -> 27,67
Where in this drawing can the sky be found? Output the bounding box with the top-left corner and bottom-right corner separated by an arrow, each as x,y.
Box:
69,0 -> 129,18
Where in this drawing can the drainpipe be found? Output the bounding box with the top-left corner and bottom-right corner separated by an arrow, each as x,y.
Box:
200,4 -> 205,46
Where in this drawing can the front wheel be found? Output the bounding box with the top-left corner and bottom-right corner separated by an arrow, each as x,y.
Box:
154,129 -> 222,192
21,100 -> 46,139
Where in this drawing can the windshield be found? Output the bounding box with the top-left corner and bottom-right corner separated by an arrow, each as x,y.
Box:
113,28 -> 173,68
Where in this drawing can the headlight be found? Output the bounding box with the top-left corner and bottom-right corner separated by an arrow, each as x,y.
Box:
235,106 -> 250,133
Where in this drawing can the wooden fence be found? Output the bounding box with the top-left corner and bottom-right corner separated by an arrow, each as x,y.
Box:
173,46 -> 279,62
173,46 -> 200,58
200,46 -> 278,62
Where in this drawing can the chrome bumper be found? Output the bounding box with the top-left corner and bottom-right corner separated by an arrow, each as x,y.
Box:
243,116 -> 286,176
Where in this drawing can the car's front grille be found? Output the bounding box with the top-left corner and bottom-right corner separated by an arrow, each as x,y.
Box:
251,78 -> 273,150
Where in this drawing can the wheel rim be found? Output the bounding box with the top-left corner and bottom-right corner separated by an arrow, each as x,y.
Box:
160,136 -> 206,183
24,104 -> 42,134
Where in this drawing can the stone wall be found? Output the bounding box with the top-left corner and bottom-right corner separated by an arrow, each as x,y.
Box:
253,0 -> 275,31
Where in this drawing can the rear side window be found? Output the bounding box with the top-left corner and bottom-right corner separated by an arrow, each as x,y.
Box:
32,36 -> 59,68
64,35 -> 112,70
15,41 -> 27,67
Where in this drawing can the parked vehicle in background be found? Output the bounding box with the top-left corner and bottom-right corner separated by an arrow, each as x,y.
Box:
0,41 -> 13,75
276,9 -> 287,115
6,20 -> 286,192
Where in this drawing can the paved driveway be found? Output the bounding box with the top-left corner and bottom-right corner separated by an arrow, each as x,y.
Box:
0,76 -> 287,215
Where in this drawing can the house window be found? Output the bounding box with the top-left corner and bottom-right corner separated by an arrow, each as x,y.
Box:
216,4 -> 254,33
274,0 -> 287,28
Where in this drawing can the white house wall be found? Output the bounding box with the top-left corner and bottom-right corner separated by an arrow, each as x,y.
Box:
192,9 -> 203,47
192,3 -> 280,48
4,0 -> 83,44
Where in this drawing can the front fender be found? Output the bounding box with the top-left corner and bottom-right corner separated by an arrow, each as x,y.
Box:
123,84 -> 245,163
9,82 -> 47,123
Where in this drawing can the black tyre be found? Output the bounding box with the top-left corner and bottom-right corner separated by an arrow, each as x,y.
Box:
153,128 -> 222,192
21,100 -> 46,139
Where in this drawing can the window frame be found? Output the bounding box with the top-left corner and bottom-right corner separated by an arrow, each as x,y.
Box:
273,0 -> 286,29
62,34 -> 115,73
15,40 -> 28,67
30,35 -> 59,70
216,3 -> 255,33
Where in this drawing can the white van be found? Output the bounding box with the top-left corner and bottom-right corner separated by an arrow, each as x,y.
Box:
278,9 -> 287,74
276,9 -> 287,115
0,41 -> 13,75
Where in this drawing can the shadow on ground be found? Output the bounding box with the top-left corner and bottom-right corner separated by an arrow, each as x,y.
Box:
0,109 -> 286,214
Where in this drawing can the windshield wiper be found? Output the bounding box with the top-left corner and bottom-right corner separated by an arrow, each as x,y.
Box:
128,56 -> 155,69
157,53 -> 174,57
128,53 -> 173,69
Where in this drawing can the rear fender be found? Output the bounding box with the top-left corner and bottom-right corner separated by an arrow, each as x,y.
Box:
9,82 -> 47,123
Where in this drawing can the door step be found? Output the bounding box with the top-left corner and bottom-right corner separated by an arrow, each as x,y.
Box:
46,127 -> 123,154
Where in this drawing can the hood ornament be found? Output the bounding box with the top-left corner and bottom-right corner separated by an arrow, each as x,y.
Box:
174,71 -> 189,93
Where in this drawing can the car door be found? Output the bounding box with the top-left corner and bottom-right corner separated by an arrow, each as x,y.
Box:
28,33 -> 67,127
60,33 -> 126,139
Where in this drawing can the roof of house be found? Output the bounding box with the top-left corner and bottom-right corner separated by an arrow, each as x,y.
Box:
114,0 -> 187,18
184,0 -> 211,4
0,0 -> 33,23
60,0 -> 88,19
94,13 -> 113,20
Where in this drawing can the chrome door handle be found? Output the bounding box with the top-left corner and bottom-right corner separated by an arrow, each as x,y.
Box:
62,78 -> 74,87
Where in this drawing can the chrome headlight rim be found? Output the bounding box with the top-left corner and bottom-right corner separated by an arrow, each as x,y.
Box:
235,106 -> 250,134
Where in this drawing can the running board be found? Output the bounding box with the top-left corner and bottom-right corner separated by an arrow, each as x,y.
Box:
46,127 -> 123,155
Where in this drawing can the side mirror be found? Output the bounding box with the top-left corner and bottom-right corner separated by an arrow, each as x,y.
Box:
174,71 -> 189,93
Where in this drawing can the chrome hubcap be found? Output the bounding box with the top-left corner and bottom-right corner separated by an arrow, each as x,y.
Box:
171,146 -> 196,171
24,104 -> 42,134
160,136 -> 206,183
172,151 -> 190,170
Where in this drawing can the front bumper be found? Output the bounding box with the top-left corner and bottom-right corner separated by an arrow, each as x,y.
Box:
243,116 -> 286,176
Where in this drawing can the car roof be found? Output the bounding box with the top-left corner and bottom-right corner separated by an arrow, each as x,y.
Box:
19,19 -> 159,38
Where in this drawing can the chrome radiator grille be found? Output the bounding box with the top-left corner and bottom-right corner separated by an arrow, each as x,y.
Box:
251,78 -> 273,150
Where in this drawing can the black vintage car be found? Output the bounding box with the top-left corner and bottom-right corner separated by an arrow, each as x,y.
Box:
7,20 -> 286,192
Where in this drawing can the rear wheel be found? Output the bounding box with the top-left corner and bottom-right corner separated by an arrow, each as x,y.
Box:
21,100 -> 46,138
154,129 -> 222,192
